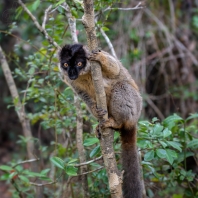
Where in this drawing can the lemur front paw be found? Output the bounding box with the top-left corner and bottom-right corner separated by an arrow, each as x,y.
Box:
95,107 -> 107,119
88,50 -> 102,61
99,117 -> 119,130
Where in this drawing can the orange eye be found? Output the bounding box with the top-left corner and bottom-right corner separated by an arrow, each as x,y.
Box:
63,63 -> 68,67
77,62 -> 82,67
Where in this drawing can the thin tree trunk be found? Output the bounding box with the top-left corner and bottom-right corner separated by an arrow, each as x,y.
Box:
0,45 -> 43,198
63,3 -> 89,197
82,1 -> 123,197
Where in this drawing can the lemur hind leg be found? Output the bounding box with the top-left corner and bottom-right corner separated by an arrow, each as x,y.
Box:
109,81 -> 142,130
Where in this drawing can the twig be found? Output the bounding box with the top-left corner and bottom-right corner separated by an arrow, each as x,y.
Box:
74,156 -> 103,167
29,167 -> 103,187
49,6 -> 59,14
98,25 -> 117,58
0,30 -> 47,57
145,97 -> 164,120
103,2 -> 144,13
145,8 -> 198,67
61,3 -> 78,43
13,158 -> 40,168
168,0 -> 176,34
77,166 -> 103,176
18,0 -> 60,50
42,5 -> 52,29
29,173 -> 64,187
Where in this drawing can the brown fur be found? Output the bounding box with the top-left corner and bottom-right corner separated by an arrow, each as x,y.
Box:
59,47 -> 143,198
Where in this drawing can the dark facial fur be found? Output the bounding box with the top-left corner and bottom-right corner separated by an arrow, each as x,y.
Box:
59,44 -> 87,80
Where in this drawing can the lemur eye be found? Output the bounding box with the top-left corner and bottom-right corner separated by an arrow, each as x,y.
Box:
77,62 -> 82,67
63,63 -> 68,68
63,63 -> 68,67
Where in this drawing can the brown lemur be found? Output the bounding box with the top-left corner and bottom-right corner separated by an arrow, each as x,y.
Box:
58,44 -> 143,198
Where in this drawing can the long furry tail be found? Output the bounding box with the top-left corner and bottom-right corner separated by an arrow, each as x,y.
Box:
120,125 -> 142,198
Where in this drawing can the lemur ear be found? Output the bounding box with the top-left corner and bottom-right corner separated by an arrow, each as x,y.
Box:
59,44 -> 72,59
71,44 -> 83,56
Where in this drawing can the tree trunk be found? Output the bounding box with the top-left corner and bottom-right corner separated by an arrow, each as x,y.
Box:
82,1 -> 123,197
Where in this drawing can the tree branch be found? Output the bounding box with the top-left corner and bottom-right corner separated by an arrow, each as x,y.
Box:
0,45 -> 44,197
42,5 -> 52,30
13,158 -> 40,168
82,0 -> 123,197
62,2 -> 89,197
98,25 -> 117,58
0,45 -> 35,161
103,2 -> 144,12
18,0 -> 60,50
74,156 -> 103,167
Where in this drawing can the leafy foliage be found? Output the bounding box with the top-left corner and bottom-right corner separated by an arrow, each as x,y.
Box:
0,0 -> 198,198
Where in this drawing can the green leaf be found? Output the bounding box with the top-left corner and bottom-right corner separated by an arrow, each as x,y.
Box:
114,132 -> 120,141
137,139 -> 148,149
50,157 -> 65,169
165,150 -> 174,164
66,166 -> 78,176
153,123 -> 163,135
40,169 -> 50,175
9,172 -> 17,180
159,141 -> 167,148
165,149 -> 177,165
177,152 -> 194,164
90,145 -> 100,158
163,128 -> 172,138
23,171 -> 45,178
152,117 -> 159,123
28,67 -> 35,75
166,141 -> 182,152
102,27 -> 109,31
39,177 -> 52,181
68,159 -> 78,165
0,165 -> 13,171
156,149 -> 166,159
144,150 -> 154,161
55,0 -> 65,6
15,7 -> 23,19
0,173 -> 9,181
32,0 -> 40,11
83,138 -> 99,146
19,175 -> 29,183
163,114 -> 184,129
186,113 -> 198,121
187,139 -> 198,149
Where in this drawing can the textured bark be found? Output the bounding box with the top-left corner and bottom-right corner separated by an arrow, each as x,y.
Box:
82,1 -> 123,197
0,45 -> 34,160
75,96 -> 89,198
63,3 -> 89,197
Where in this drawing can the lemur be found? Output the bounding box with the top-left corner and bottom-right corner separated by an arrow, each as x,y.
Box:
59,44 -> 143,198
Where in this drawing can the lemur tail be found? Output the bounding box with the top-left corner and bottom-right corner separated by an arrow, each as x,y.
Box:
120,125 -> 143,198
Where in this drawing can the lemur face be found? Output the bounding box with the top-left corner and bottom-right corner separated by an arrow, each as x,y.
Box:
59,44 -> 87,80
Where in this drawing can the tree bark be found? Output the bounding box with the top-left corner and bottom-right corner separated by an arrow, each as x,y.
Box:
63,3 -> 89,197
82,1 -> 123,197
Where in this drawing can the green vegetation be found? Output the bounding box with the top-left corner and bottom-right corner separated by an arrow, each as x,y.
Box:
0,0 -> 198,197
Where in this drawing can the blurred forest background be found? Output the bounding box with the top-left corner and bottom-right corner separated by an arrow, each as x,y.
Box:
0,0 -> 198,198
